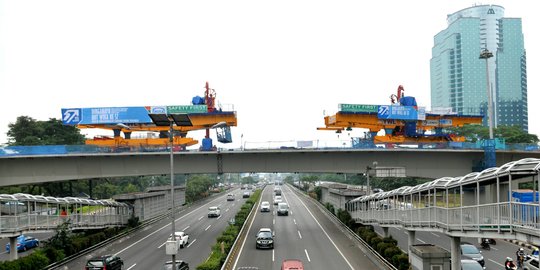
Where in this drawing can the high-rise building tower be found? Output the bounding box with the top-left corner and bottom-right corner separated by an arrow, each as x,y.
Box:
430,5 -> 528,131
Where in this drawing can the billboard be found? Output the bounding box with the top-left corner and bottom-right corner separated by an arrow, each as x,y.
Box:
62,107 -> 152,125
339,104 -> 378,113
62,105 -> 209,125
377,105 -> 426,121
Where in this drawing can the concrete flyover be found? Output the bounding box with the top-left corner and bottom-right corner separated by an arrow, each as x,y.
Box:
1,148 -> 539,187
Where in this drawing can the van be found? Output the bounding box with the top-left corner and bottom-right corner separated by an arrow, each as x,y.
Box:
277,202 -> 289,216
281,259 -> 304,270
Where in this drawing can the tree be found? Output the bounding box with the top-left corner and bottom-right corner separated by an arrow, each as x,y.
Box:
7,116 -> 85,146
447,124 -> 538,144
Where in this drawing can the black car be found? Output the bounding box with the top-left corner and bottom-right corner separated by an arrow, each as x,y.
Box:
255,228 -> 274,249
85,255 -> 124,270
460,244 -> 485,268
162,260 -> 189,270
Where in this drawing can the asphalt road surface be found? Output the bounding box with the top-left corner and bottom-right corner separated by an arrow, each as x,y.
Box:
59,189 -> 245,269
234,184 -> 381,270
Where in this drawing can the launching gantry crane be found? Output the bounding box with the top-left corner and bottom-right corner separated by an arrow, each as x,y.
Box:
61,82 -> 237,150
317,85 -> 483,145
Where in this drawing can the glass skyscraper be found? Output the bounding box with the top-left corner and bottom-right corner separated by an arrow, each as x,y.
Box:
430,5 -> 528,131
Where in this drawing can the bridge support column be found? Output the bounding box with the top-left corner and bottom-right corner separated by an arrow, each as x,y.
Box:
450,236 -> 461,270
382,227 -> 389,238
407,230 -> 415,255
8,236 -> 18,260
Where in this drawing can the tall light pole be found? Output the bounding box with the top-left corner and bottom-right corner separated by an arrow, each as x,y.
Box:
479,49 -> 494,139
169,118 -> 177,270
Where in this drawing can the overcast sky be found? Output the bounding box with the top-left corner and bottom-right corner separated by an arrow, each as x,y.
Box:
1,1 -> 537,148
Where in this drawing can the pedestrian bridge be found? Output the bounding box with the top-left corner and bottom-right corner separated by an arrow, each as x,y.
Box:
346,158 -> 540,269
0,194 -> 130,238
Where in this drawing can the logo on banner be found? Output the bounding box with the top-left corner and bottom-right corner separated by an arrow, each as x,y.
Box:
62,109 -> 81,125
151,106 -> 167,114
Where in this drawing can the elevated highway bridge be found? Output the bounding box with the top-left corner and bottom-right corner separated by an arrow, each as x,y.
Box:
1,148 -> 539,187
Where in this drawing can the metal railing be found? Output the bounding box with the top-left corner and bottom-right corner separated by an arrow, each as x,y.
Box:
350,201 -> 539,237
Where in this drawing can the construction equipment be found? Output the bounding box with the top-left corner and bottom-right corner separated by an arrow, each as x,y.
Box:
61,82 -> 237,151
318,85 -> 483,146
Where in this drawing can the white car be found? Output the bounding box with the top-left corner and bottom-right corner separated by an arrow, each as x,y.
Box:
277,202 -> 289,216
260,201 -> 271,212
273,196 -> 282,205
169,231 -> 189,248
208,206 -> 221,217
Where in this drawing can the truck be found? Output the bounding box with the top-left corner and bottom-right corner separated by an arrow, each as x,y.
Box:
169,231 -> 189,249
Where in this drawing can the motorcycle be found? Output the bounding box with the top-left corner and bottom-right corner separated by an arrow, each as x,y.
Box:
505,262 -> 517,270
480,238 -> 490,250
481,238 -> 496,245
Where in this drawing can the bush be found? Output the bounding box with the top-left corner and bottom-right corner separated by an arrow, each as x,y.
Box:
0,250 -> 49,270
376,242 -> 392,254
383,246 -> 402,261
369,236 -> 382,248
382,236 -> 398,246
393,254 -> 410,270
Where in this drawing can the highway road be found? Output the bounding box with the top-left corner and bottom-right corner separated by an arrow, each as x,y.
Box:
61,188 -> 246,269
234,184 -> 381,270
373,225 -> 534,270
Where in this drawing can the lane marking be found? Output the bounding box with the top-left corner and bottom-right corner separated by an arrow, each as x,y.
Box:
272,249 -> 275,262
304,249 -> 311,262
187,238 -> 196,248
158,241 -> 166,249
418,239 -> 426,244
273,218 -> 275,225
198,216 -> 204,221
298,230 -> 302,239
217,215 -> 222,220
205,225 -> 212,231
113,194 -> 227,257
183,226 -> 190,231
491,247 -> 498,251
488,259 -> 504,267
289,185 -> 355,270
430,233 -> 440,238
126,264 -> 136,270
294,219 -> 297,225
226,208 -> 230,212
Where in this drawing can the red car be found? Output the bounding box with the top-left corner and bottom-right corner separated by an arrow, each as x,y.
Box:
281,259 -> 304,270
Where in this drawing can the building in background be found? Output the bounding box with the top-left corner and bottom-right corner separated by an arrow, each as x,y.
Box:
430,4 -> 528,131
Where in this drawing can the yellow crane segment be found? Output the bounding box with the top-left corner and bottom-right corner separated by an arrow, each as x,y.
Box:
317,85 -> 484,144
81,112 -> 237,148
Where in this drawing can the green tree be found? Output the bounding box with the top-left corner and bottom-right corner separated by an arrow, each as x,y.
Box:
186,175 -> 214,202
447,124 -> 538,144
241,176 -> 256,184
7,116 -> 85,146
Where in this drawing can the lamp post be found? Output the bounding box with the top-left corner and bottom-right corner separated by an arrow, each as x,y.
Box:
169,118 -> 177,270
148,113 -> 193,270
479,49 -> 494,139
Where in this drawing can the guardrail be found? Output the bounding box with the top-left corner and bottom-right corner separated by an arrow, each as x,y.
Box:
289,184 -> 397,270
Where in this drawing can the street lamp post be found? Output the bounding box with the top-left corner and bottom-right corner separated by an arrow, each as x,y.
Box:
169,118 -> 177,270
479,49 -> 494,139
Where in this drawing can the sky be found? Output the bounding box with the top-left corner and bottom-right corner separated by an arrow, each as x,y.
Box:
1,1 -> 538,149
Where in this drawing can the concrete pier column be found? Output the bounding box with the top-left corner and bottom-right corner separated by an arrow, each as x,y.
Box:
407,230 -> 416,254
382,227 -> 389,238
8,236 -> 18,260
450,236 -> 461,270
